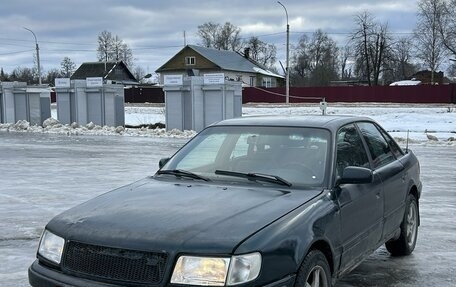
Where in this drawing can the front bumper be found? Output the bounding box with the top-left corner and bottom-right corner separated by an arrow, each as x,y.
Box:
29,260 -> 296,287
29,260 -> 116,287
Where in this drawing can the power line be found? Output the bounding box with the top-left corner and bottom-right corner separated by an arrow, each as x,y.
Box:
0,42 -> 33,48
0,49 -> 34,56
0,37 -> 94,46
130,45 -> 185,50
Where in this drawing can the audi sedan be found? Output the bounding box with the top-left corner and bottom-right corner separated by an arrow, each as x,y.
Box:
29,115 -> 421,287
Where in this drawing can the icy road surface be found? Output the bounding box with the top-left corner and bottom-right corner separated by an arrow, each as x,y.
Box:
0,132 -> 455,286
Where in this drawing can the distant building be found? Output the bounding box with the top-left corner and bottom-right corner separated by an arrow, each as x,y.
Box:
411,70 -> 444,85
329,80 -> 370,87
156,45 -> 284,87
71,61 -> 138,85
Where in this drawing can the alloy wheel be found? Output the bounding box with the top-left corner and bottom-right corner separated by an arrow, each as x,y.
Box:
305,265 -> 329,287
406,201 -> 418,247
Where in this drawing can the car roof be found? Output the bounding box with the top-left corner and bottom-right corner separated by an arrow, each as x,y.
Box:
212,115 -> 375,132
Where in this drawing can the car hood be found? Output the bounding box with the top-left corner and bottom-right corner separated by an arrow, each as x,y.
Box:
47,177 -> 322,254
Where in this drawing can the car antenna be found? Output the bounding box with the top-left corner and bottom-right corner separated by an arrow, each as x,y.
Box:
405,130 -> 409,154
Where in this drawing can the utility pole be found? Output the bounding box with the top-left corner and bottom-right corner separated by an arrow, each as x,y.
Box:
23,27 -> 41,85
277,1 -> 290,104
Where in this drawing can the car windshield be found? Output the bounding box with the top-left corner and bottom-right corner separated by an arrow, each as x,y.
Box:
159,125 -> 331,188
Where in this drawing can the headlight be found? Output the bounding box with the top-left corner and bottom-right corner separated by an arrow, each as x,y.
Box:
170,253 -> 261,286
226,253 -> 262,285
38,230 -> 65,264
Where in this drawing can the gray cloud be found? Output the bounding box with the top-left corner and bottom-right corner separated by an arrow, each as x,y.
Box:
0,0 -> 418,74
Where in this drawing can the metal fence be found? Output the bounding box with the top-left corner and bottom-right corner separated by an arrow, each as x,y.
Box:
242,84 -> 456,104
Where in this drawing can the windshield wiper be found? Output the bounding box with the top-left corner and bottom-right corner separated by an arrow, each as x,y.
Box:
156,169 -> 210,182
215,170 -> 292,187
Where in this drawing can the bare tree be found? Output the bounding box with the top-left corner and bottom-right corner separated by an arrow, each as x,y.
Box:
244,36 -> 277,68
197,22 -> 242,51
97,30 -> 134,68
133,66 -> 152,83
120,43 -> 134,69
60,57 -> 76,77
383,37 -> 419,82
339,45 -> 352,80
9,67 -> 35,83
438,0 -> 456,57
97,30 -> 114,63
218,22 -> 242,51
112,35 -> 123,61
197,22 -> 220,48
291,34 -> 311,85
448,62 -> 456,78
350,12 -> 391,86
291,30 -> 339,86
447,62 -> 456,79
111,36 -> 134,68
45,69 -> 62,85
415,0 -> 447,84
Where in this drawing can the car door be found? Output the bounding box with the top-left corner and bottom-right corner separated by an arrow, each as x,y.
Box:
336,124 -> 384,270
356,122 -> 406,241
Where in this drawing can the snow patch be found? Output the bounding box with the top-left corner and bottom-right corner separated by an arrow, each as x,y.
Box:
42,117 -> 61,128
0,118 -> 196,139
389,80 -> 421,86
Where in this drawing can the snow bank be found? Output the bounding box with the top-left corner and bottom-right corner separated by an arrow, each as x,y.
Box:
0,118 -> 196,139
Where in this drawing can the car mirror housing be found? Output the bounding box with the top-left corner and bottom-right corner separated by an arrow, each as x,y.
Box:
339,166 -> 373,185
159,157 -> 170,169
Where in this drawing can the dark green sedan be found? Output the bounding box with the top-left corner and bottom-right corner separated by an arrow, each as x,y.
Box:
29,115 -> 421,287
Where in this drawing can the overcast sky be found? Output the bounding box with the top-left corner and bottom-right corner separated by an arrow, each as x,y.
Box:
0,0 -> 419,76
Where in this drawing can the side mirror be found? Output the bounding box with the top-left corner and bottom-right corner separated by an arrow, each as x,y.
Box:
339,166 -> 373,185
159,157 -> 170,169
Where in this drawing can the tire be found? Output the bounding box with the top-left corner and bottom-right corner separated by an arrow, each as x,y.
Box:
294,250 -> 332,287
385,194 -> 419,256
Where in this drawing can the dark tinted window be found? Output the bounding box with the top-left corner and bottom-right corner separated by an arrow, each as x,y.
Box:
378,127 -> 404,158
336,124 -> 370,177
357,122 -> 396,168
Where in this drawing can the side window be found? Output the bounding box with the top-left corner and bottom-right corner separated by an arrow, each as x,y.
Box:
357,122 -> 396,168
336,124 -> 370,177
378,127 -> 404,158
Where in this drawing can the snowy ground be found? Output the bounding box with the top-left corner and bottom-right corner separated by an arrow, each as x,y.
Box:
0,103 -> 455,286
1,102 -> 455,144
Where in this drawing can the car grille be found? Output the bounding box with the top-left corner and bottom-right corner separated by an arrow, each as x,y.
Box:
62,241 -> 168,285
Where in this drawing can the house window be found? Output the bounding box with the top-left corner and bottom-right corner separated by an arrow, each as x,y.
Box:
262,77 -> 272,88
185,56 -> 196,66
249,76 -> 255,87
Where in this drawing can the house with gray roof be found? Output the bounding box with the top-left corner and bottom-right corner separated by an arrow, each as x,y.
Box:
156,45 -> 284,87
71,61 -> 138,85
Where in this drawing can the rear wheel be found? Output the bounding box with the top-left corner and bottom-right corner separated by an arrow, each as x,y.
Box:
385,194 -> 419,256
294,250 -> 331,287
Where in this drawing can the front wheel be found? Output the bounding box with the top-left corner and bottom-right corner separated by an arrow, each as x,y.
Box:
385,194 -> 419,256
294,250 -> 331,287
